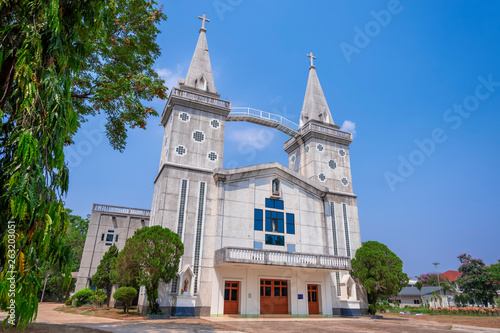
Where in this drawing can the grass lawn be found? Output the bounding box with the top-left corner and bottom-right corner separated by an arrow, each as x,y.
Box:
57,305 -> 147,321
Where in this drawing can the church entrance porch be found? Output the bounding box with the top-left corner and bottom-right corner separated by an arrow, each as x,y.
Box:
260,279 -> 288,314
224,281 -> 239,314
212,265 -> 339,317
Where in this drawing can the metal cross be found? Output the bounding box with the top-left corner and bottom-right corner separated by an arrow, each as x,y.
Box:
307,52 -> 316,67
198,14 -> 210,30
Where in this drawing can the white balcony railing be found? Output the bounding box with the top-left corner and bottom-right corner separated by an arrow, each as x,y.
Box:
170,88 -> 231,109
301,122 -> 352,140
215,247 -> 351,271
92,204 -> 150,216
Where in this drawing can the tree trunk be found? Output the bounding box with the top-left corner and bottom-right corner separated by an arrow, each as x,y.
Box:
367,294 -> 377,315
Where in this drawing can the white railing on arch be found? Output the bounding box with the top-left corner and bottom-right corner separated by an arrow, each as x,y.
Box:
228,107 -> 300,136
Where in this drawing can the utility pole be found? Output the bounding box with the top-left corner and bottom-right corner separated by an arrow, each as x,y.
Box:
40,271 -> 49,303
432,262 -> 443,304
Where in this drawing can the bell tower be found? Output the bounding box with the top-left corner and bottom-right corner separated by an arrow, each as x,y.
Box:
149,14 -> 231,300
284,53 -> 354,194
156,13 -> 231,173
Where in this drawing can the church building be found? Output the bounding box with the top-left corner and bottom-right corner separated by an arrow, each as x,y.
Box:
76,14 -> 366,317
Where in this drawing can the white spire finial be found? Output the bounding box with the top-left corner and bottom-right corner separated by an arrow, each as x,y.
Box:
198,14 -> 210,30
307,52 -> 316,68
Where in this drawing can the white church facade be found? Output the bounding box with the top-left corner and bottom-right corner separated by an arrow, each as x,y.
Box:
76,14 -> 367,317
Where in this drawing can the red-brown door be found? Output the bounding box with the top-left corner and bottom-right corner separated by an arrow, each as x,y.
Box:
308,284 -> 319,314
224,281 -> 239,314
260,279 -> 288,314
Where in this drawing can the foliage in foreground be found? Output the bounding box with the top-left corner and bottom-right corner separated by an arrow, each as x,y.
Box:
113,287 -> 137,314
351,241 -> 408,315
0,0 -> 166,327
115,226 -> 183,314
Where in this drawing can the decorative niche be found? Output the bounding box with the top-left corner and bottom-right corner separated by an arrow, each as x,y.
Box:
271,178 -> 281,199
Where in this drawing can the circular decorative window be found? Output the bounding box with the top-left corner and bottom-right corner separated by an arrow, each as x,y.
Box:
318,173 -> 326,182
341,177 -> 349,186
317,144 -> 324,152
208,152 -> 218,161
179,112 -> 190,122
305,145 -> 310,154
329,160 -> 337,169
175,146 -> 186,156
193,130 -> 205,142
211,119 -> 220,129
339,149 -> 346,157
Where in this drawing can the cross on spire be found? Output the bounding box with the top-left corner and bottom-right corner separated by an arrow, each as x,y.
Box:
198,13 -> 210,30
307,52 -> 316,68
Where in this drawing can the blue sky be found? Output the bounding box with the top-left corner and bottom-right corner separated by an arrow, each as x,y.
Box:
64,0 -> 500,278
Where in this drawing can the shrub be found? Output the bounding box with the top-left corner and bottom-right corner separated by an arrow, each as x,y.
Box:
73,287 -> 94,307
64,299 -> 72,306
91,289 -> 107,308
428,306 -> 500,316
113,287 -> 137,314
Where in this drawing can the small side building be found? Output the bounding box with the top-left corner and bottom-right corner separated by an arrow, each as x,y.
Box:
75,204 -> 150,293
394,286 -> 455,308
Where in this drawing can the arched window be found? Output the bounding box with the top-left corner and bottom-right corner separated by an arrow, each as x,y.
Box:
196,75 -> 207,91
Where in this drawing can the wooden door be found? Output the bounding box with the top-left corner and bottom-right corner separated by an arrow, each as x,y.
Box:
224,281 -> 239,314
260,279 -> 288,314
307,284 -> 319,314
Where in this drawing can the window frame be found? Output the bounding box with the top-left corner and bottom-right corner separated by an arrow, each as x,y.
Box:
286,213 -> 295,234
265,198 -> 284,210
265,234 -> 285,246
254,209 -> 263,231
265,211 -> 284,233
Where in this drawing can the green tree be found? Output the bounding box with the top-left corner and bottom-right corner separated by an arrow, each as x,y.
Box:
113,287 -> 137,314
487,260 -> 500,282
66,211 -> 90,271
418,273 -> 441,286
351,241 -> 408,315
0,0 -> 166,327
457,253 -> 498,306
115,226 -> 183,314
36,210 -> 87,303
39,261 -> 73,302
92,244 -> 119,306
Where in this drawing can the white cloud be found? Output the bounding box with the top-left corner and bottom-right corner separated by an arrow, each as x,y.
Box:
156,64 -> 184,91
270,95 -> 283,105
227,126 -> 275,150
340,120 -> 356,137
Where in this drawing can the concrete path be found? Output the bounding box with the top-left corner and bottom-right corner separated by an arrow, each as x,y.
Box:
1,303 -> 239,333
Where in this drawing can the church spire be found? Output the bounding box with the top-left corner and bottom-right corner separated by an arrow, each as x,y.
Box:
183,14 -> 217,94
299,52 -> 334,127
